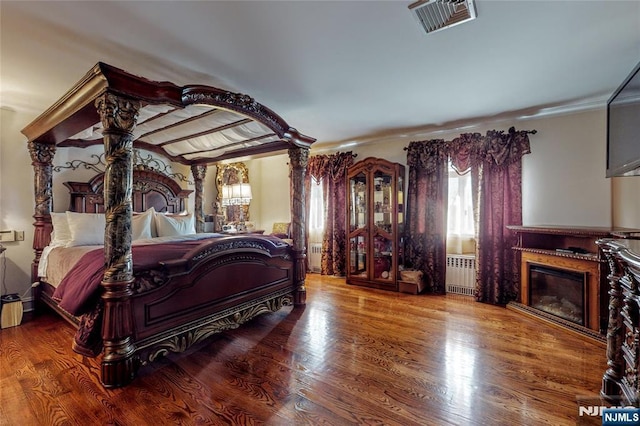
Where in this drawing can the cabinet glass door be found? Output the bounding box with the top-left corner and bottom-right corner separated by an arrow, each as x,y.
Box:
397,174 -> 404,231
372,170 -> 393,282
372,171 -> 392,234
348,171 -> 368,277
397,173 -> 405,268
349,234 -> 367,276
349,172 -> 367,232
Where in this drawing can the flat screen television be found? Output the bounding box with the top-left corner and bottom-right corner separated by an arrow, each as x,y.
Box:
607,60 -> 640,177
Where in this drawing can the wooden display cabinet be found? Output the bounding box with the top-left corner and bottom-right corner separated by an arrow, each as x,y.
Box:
346,157 -> 405,291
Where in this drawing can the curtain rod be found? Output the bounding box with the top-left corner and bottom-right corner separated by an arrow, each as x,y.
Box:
508,126 -> 537,135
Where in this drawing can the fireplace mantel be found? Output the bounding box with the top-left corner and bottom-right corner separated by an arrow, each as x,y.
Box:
507,225 -> 639,256
505,225 -> 634,343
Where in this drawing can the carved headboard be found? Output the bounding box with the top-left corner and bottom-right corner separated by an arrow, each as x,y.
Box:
64,169 -> 193,213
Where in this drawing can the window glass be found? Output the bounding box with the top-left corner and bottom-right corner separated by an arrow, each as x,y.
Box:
447,165 -> 474,237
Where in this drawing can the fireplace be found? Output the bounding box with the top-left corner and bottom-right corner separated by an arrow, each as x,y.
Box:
506,225 -> 615,343
529,265 -> 586,326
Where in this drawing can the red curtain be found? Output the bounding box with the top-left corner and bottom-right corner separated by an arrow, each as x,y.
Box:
405,140 -> 449,293
450,133 -> 482,238
306,152 -> 355,275
472,128 -> 531,304
407,128 -> 533,303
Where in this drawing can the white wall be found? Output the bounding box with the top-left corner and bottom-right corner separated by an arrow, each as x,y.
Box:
2,105 -> 637,310
50,146 -> 198,213
0,107 -> 200,310
246,154 -> 291,232
1,107 -> 37,305
279,109 -> 613,228
521,109 -> 611,226
612,177 -> 640,228
459,109 -> 612,227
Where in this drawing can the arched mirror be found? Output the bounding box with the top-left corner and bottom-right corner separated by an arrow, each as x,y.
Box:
215,162 -> 251,227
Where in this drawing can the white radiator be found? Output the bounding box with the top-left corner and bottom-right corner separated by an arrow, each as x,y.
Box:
309,243 -> 322,273
446,254 -> 476,296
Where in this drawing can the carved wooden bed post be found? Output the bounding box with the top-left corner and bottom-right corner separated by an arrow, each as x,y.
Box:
191,164 -> 207,233
28,141 -> 56,283
95,93 -> 141,387
289,146 -> 309,305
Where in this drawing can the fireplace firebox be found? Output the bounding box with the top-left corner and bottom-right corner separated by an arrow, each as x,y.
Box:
529,265 -> 586,326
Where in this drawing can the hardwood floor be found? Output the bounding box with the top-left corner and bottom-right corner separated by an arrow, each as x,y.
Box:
1,274 -> 606,425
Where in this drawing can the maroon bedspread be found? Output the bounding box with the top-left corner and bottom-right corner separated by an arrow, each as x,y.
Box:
53,239 -> 216,315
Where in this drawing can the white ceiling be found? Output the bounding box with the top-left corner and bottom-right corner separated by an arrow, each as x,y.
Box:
2,1 -> 639,148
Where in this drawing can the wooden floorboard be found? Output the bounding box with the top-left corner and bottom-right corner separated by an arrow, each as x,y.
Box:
0,274 -> 606,425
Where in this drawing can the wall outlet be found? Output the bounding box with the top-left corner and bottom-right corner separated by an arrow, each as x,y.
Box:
16,231 -> 24,241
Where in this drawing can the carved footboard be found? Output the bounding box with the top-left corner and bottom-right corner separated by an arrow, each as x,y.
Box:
101,235 -> 296,387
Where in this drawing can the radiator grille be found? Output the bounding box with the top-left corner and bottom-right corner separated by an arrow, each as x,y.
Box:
446,254 -> 476,296
309,243 -> 322,273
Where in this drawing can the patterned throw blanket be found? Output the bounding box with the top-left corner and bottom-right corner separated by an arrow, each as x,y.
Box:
50,234 -> 290,356
53,240 -> 214,316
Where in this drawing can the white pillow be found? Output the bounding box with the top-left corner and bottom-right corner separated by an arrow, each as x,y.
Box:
50,212 -> 72,246
155,213 -> 195,237
132,208 -> 155,240
146,210 -> 187,237
65,212 -> 106,247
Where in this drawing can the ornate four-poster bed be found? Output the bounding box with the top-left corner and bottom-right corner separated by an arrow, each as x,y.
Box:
22,62 -> 314,387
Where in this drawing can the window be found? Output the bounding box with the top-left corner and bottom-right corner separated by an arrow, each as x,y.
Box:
308,177 -> 324,243
447,164 -> 475,253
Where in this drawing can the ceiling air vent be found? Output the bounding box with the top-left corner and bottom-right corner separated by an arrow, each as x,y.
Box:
409,0 -> 477,35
